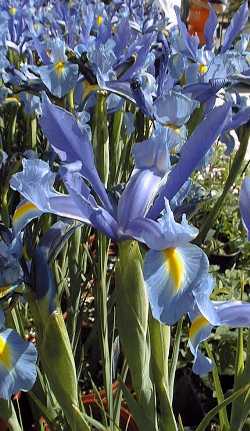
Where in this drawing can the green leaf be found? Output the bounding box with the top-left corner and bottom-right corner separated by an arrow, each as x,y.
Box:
118,379 -> 156,431
149,312 -> 177,431
0,399 -> 22,431
38,311 -> 90,431
116,240 -> 157,425
205,342 -> 230,430
195,384 -> 250,431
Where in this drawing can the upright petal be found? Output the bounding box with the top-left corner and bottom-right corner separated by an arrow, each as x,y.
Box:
174,6 -> 199,61
221,1 -> 248,53
132,129 -> 171,176
204,7 -> 217,50
117,169 -> 161,231
240,177 -> 250,240
148,103 -> 232,219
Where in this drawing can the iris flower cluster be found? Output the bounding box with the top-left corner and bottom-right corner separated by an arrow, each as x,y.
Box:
0,0 -> 249,402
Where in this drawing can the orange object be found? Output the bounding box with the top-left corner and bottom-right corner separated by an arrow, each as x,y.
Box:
187,0 -> 210,45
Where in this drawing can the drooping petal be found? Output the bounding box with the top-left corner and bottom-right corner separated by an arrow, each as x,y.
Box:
153,92 -> 199,127
188,308 -> 213,375
212,300 -> 250,327
10,159 -> 94,234
240,177 -> 250,240
0,329 -> 37,399
38,62 -> 78,98
182,80 -> 228,103
40,97 -> 113,213
12,199 -> 43,236
147,103 -> 232,219
144,243 -> 209,325
221,1 -> 248,53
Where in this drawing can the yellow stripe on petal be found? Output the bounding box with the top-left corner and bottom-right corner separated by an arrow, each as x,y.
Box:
0,286 -> 12,299
198,64 -> 208,75
167,124 -> 181,134
54,61 -> 65,77
164,248 -> 185,291
8,7 -> 17,16
0,336 -> 12,369
96,15 -> 103,26
189,315 -> 209,339
13,202 -> 39,223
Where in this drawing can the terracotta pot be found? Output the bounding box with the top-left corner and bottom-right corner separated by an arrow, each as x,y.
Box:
82,382 -> 138,430
187,0 -> 210,45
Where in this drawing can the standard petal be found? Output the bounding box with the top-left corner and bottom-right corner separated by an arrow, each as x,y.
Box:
144,243 -> 209,325
204,7 -> 217,50
117,169 -> 161,230
132,129 -> 171,176
221,1 -> 248,53
148,103 -> 232,219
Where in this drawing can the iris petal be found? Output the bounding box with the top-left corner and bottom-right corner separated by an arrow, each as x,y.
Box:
240,177 -> 250,240
0,329 -> 37,399
144,243 -> 209,325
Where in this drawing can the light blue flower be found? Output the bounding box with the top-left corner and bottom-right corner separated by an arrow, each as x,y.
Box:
0,309 -> 37,399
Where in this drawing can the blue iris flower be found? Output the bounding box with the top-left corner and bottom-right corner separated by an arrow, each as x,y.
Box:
0,308 -> 37,399
188,273 -> 250,375
36,39 -> 78,98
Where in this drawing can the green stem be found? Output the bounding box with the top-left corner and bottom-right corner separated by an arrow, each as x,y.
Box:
0,399 -> 22,431
96,233 -> 113,428
169,317 -> 183,403
205,342 -> 230,431
110,110 -> 124,185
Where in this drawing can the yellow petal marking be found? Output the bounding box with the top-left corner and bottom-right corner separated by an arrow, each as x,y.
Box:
164,248 -> 185,291
167,124 -> 181,134
96,15 -> 103,26
8,7 -> 17,16
54,61 -> 65,77
0,286 -> 12,299
13,202 -> 39,223
0,336 -> 12,369
198,64 -> 208,75
189,315 -> 209,339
